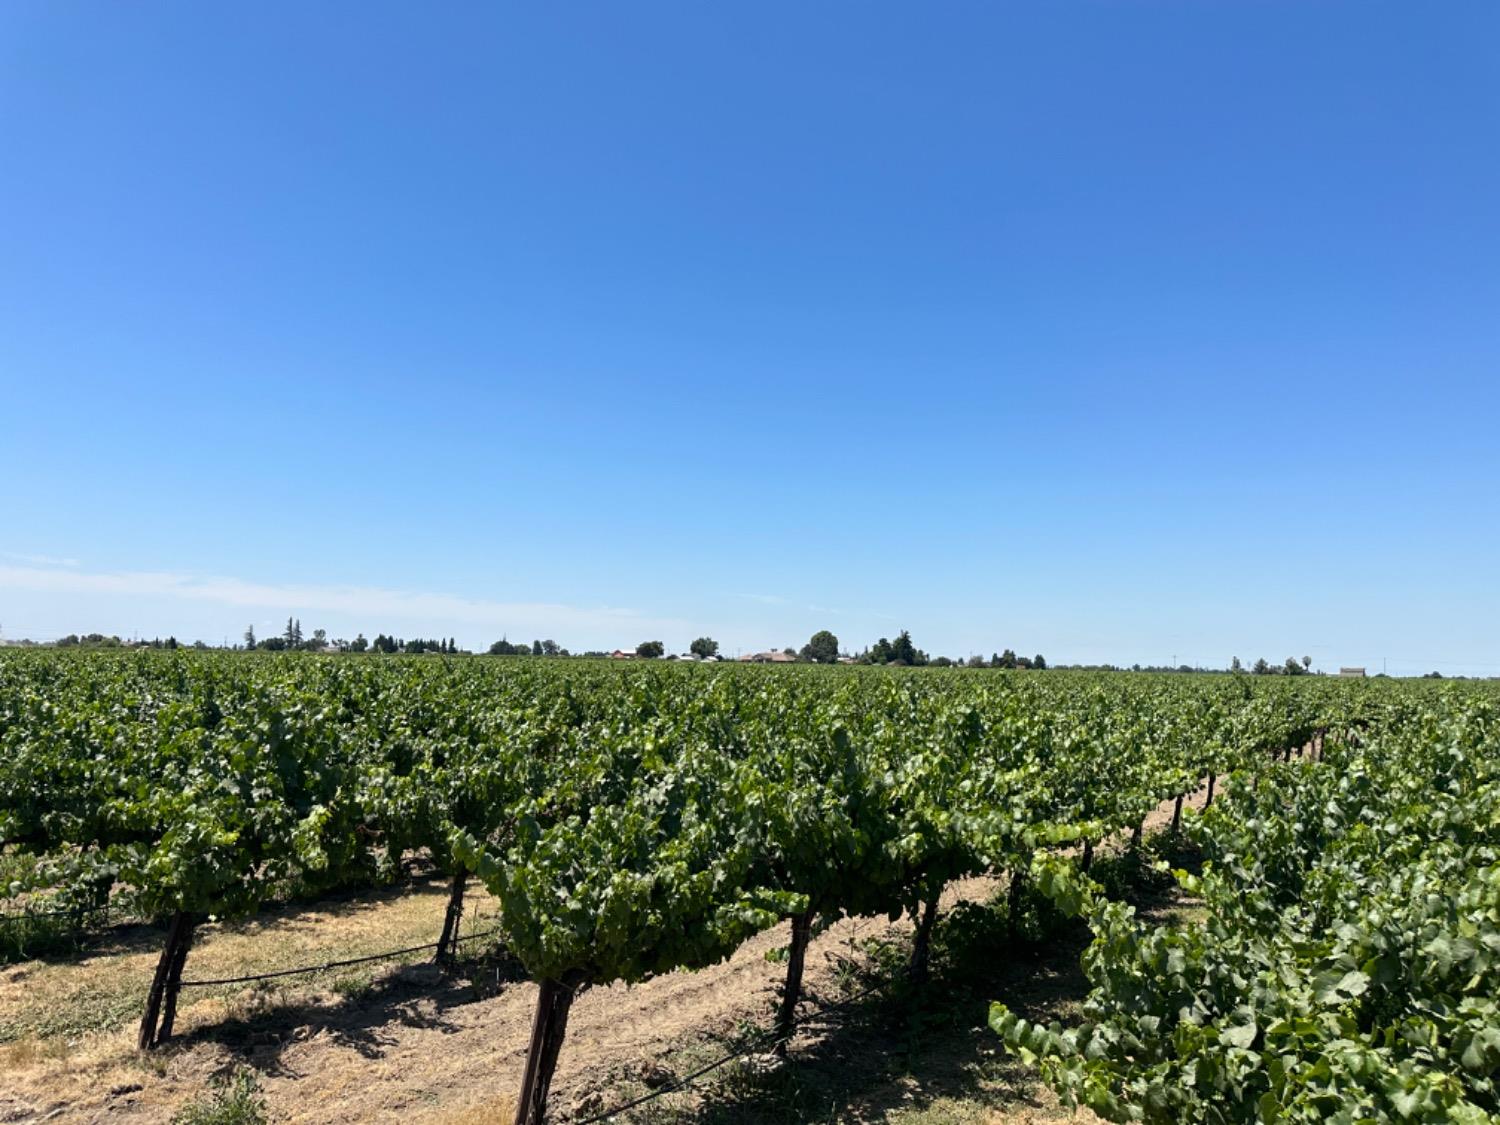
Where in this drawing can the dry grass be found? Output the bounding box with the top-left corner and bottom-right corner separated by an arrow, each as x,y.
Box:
0,874 -> 503,1123
0,875 -> 500,1050
422,1094 -> 517,1123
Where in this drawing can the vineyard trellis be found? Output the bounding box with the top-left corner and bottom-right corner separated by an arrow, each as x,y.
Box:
2,649 -> 1478,1122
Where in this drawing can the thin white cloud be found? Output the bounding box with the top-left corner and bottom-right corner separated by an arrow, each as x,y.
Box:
0,564 -> 688,637
736,593 -> 899,623
738,593 -> 791,606
1,551 -> 80,568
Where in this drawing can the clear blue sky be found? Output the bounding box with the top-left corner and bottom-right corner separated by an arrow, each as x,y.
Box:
2,2 -> 1497,674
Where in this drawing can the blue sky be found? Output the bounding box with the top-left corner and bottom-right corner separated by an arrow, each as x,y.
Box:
2,2 -> 1497,673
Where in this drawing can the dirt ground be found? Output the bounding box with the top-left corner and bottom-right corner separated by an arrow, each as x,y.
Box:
0,783 -> 1213,1124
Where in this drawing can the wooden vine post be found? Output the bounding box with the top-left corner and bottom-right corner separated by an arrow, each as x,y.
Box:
1171,793 -> 1185,833
908,895 -> 941,985
435,870 -> 466,966
773,909 -> 814,1057
1205,772 -> 1216,808
138,911 -> 196,1050
157,915 -> 198,1042
1007,865 -> 1027,939
513,972 -> 587,1125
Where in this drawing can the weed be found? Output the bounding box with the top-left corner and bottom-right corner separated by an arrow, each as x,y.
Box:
330,969 -> 377,999
171,1068 -> 267,1125
0,911 -> 87,963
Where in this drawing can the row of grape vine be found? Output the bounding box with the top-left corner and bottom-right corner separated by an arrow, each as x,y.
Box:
0,650 -> 1424,1120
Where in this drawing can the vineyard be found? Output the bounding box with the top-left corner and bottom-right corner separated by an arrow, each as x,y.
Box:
1,651 -> 1495,1123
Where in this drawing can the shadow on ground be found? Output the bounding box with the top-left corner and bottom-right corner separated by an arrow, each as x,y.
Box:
169,941 -> 529,1077
592,837 -> 1204,1124
562,887 -> 1094,1125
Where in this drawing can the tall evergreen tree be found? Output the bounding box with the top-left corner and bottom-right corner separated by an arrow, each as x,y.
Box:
891,630 -> 918,665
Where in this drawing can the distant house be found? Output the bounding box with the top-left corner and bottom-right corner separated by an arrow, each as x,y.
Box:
743,650 -> 796,663
609,649 -> 635,660
1338,667 -> 1367,678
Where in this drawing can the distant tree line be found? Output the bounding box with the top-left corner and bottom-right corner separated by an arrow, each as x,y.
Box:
245,618 -> 337,652
376,635 -> 458,654
55,633 -> 211,651
987,649 -> 1047,670
488,638 -> 567,657
860,630 -> 926,665
1040,657 -> 1316,675
55,632 -> 125,648
1238,655 -> 1314,676
856,633 -> 1049,670
240,618 -> 462,655
26,627 -> 1360,680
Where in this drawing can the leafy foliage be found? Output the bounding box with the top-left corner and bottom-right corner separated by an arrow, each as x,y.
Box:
992,693 -> 1500,1123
